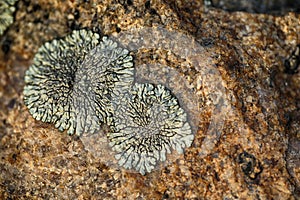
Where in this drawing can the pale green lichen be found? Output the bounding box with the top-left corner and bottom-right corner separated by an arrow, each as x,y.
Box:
89,36 -> 134,126
0,0 -> 17,36
24,30 -> 135,135
68,35 -> 134,134
108,83 -> 193,175
24,29 -> 194,175
24,30 -> 99,135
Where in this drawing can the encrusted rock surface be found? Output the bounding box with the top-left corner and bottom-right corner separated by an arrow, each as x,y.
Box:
0,0 -> 299,199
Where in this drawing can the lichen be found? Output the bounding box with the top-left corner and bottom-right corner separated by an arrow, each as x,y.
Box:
24,28 -> 195,175
87,36 -> 134,126
0,0 -> 17,36
108,83 -> 194,175
24,30 -> 135,135
73,36 -> 134,133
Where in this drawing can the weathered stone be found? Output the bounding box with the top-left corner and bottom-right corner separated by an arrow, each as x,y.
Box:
0,0 -> 299,199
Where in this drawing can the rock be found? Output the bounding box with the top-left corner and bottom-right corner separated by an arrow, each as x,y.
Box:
0,0 -> 299,199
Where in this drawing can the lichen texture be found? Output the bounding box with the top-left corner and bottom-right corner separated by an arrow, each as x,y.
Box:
23,30 -> 134,135
108,83 -> 194,175
87,36 -> 134,126
24,29 -> 100,135
0,0 -> 17,36
23,29 -> 194,175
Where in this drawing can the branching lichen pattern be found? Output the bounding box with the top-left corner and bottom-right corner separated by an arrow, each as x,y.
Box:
86,36 -> 134,126
108,83 -> 193,175
0,0 -> 17,36
24,29 -> 194,174
24,29 -> 100,135
24,30 -> 134,135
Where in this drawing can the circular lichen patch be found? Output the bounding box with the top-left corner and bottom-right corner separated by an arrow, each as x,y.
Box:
24,30 -> 98,135
24,29 -> 135,135
24,30 -> 135,136
108,83 -> 194,175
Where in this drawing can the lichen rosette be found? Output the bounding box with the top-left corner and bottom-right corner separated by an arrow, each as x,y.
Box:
108,83 -> 194,175
24,30 -> 135,136
23,29 -> 100,135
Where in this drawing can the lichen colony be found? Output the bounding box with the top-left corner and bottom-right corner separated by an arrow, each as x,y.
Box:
0,0 -> 17,36
109,83 -> 193,174
83,36 -> 134,127
24,29 -> 101,135
23,29 -> 194,174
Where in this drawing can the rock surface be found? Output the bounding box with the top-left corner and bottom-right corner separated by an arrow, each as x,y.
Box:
0,0 -> 299,199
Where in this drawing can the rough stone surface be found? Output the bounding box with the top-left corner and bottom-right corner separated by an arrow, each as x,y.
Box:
209,0 -> 300,13
0,0 -> 299,199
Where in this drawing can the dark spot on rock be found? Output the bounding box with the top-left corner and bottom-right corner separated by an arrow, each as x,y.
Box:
12,153 -> 17,160
149,8 -> 158,15
68,20 -> 80,31
214,170 -> 220,181
116,26 -> 121,33
164,167 -> 170,174
285,44 -> 300,74
32,3 -> 41,12
127,0 -> 133,6
22,0 -> 30,7
7,184 -> 15,194
118,0 -> 133,10
162,191 -> 169,199
40,145 -> 50,155
145,1 -> 151,9
1,37 -> 12,54
237,151 -> 263,182
201,38 -> 214,47
43,12 -> 49,19
7,98 -> 16,109
74,9 -> 80,20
